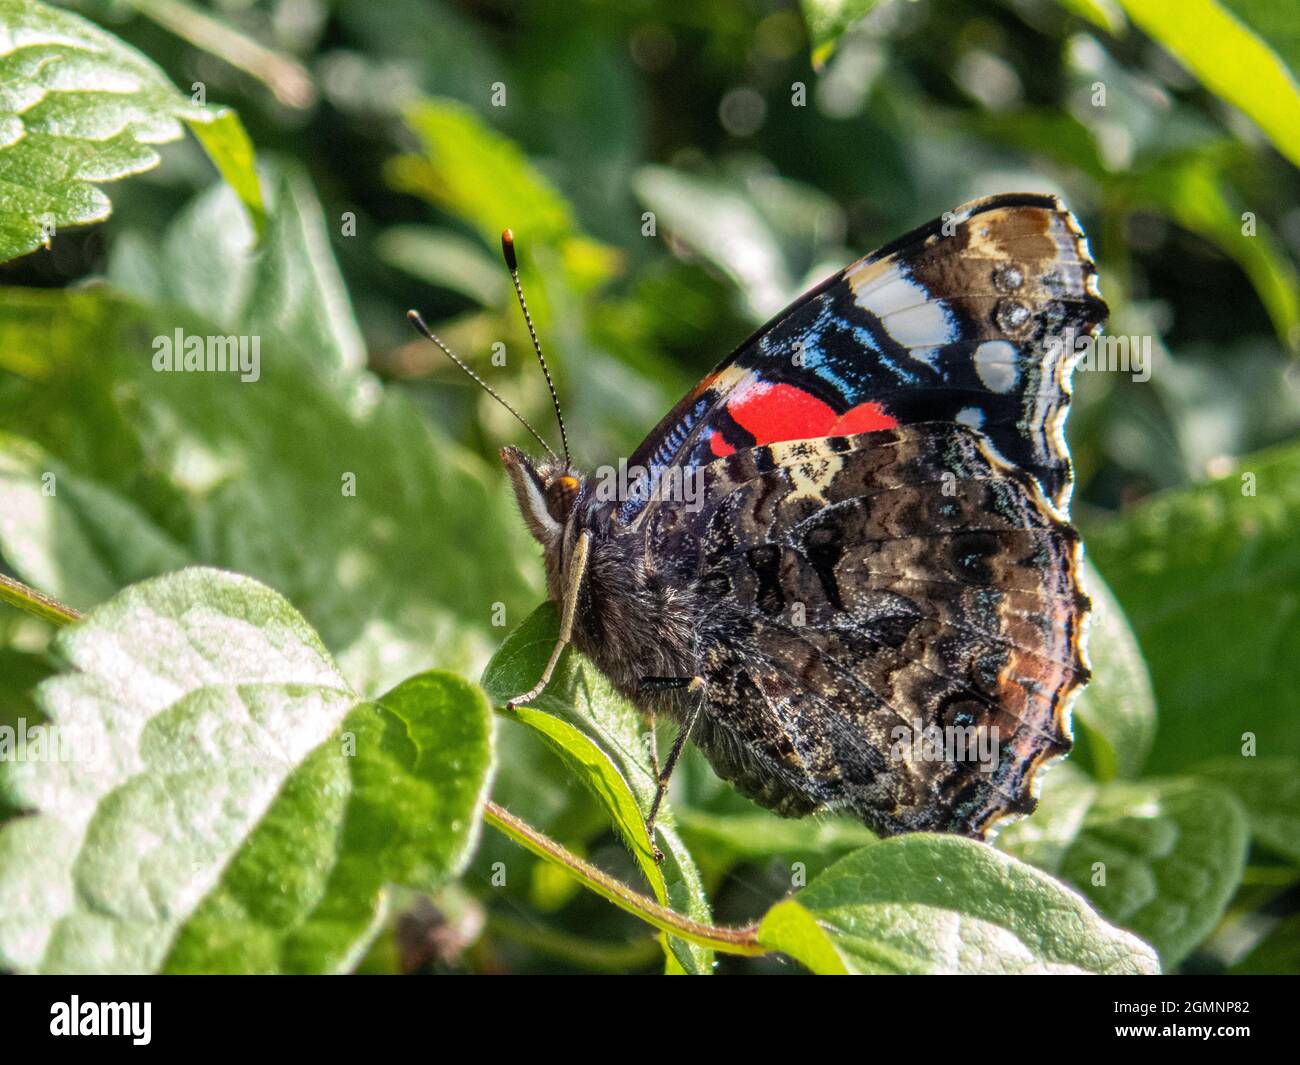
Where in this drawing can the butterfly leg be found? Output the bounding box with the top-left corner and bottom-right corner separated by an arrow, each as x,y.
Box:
645,709 -> 661,784
638,675 -> 706,863
504,530 -> 591,710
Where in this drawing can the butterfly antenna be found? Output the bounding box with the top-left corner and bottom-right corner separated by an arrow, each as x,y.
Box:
501,229 -> 571,468
406,309 -> 559,462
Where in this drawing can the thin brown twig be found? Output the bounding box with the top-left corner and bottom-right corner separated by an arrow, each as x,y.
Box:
483,799 -> 764,956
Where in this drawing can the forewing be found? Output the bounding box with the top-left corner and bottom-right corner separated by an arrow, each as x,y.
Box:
619,193 -> 1105,524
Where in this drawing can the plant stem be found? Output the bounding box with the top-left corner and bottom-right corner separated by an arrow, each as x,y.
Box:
483,799 -> 764,957
0,574 -> 81,627
128,0 -> 317,109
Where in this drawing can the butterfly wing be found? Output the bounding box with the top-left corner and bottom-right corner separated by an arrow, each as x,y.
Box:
645,425 -> 1087,836
625,193 -> 1104,835
619,193 -> 1105,525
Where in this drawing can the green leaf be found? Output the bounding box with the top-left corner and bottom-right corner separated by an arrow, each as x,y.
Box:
163,670 -> 494,973
1087,442 -> 1300,773
761,834 -> 1159,974
244,171 -> 367,378
109,171 -> 363,378
633,163 -> 845,323
1,208 -> 538,694
800,0 -> 883,69
996,764 -> 1101,873
1122,145 -> 1300,351
756,898 -> 848,975
482,603 -> 714,975
634,169 -> 754,287
1113,0 -> 1300,170
999,767 -> 1249,966
183,108 -> 265,237
388,97 -> 618,293
0,432 -> 188,609
375,224 -> 504,306
0,0 -> 260,262
1071,559 -> 1157,780
1195,757 -> 1300,866
0,568 -> 494,973
1055,0 -> 1127,35
1221,0 -> 1300,75
507,705 -> 663,884
386,95 -> 680,469
391,98 -> 571,247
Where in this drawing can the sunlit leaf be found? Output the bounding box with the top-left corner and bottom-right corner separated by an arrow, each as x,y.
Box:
184,109 -> 265,236
0,432 -> 188,608
999,766 -> 1249,966
109,171 -> 364,378
634,164 -> 806,322
1114,0 -> 1300,170
0,0 -> 261,261
1220,0 -> 1300,74
1088,442 -> 1300,772
761,834 -> 1160,973
1055,0 -> 1126,35
756,898 -> 847,974
388,97 -> 618,293
376,224 -> 504,306
0,569 -> 495,973
0,284 -> 537,696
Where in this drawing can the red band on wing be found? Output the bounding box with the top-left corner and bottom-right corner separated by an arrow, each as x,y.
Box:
719,382 -> 898,452
709,432 -> 735,458
831,401 -> 898,435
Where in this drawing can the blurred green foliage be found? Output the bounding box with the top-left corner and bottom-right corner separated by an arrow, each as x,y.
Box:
1,0 -> 1298,974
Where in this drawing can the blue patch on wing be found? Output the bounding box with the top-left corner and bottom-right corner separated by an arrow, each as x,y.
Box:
618,395 -> 712,522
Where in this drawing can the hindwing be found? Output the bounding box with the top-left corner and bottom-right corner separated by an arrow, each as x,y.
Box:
646,423 -> 1088,836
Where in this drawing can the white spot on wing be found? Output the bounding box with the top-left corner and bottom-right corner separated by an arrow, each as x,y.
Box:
956,406 -> 985,430
847,263 -> 955,348
974,339 -> 1020,393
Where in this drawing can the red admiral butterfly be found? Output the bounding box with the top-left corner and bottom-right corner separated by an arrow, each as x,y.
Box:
411,193 -> 1104,861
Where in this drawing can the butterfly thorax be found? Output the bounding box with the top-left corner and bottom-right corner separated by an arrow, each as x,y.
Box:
500,445 -> 703,720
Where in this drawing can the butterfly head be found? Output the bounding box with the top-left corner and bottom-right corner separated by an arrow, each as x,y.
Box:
408,230 -> 576,551
500,446 -> 580,548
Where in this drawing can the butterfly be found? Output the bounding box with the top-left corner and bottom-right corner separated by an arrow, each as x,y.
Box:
411,192 -> 1104,860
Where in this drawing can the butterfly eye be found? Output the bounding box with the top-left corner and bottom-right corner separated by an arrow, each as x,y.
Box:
545,475 -> 580,522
